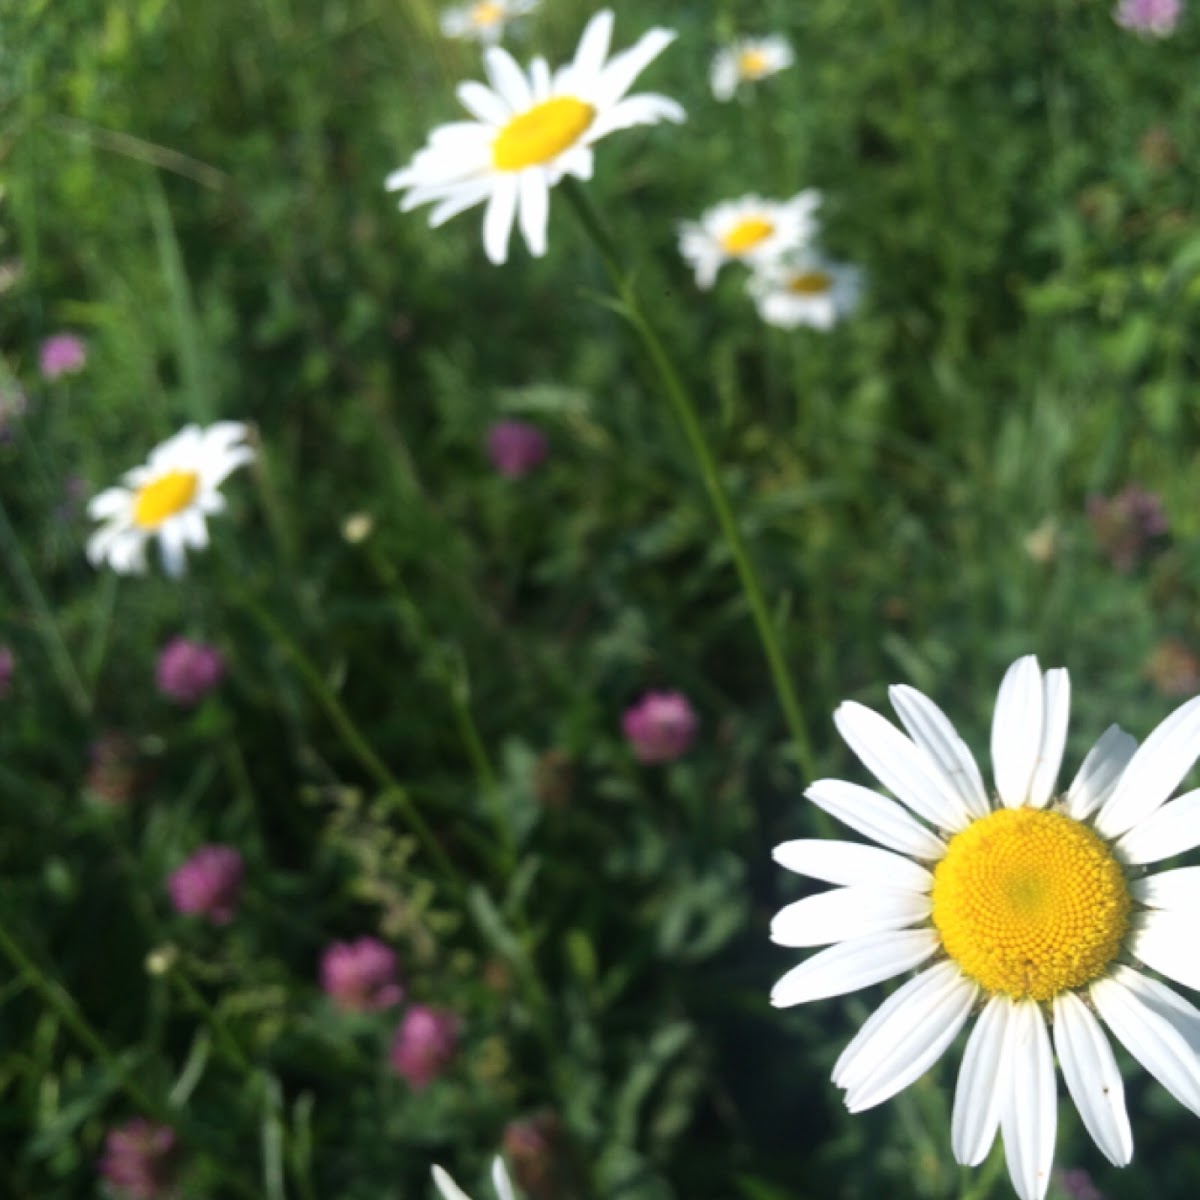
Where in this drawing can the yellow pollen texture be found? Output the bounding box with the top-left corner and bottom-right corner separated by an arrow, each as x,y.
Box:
738,48 -> 770,78
720,217 -> 775,255
491,97 -> 596,172
786,270 -> 833,296
931,807 -> 1129,1001
133,470 -> 200,529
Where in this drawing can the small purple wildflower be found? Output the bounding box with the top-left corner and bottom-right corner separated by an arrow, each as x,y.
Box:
39,332 -> 87,380
98,1119 -> 180,1199
155,637 -> 224,706
622,691 -> 698,764
389,1004 -> 459,1089
320,937 -> 405,1012
486,420 -> 549,478
1058,1167 -> 1105,1200
1086,484 -> 1168,571
1115,0 -> 1182,35
167,845 -> 244,925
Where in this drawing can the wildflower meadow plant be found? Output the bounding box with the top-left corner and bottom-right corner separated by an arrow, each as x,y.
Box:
390,1004 -> 460,1089
432,1158 -> 517,1200
773,655 -> 1200,1200
167,845 -> 245,925
709,35 -> 794,101
386,9 -> 684,264
97,1120 -> 180,1199
439,0 -> 539,45
320,937 -> 404,1012
155,636 -> 224,705
622,690 -> 698,764
1114,0 -> 1183,36
486,418 -> 548,477
38,332 -> 86,380
748,253 -> 863,330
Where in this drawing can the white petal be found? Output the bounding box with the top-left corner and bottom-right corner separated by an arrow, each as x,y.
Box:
158,526 -> 189,577
457,80 -> 510,125
999,1000 -> 1056,1200
482,175 -> 519,265
1027,668 -> 1070,809
594,27 -> 676,105
1052,992 -> 1132,1166
572,8 -> 614,78
1132,865 -> 1200,910
770,929 -> 939,1008
1115,788 -> 1200,864
836,963 -> 977,1112
529,57 -> 552,103
991,655 -> 1044,809
805,780 -> 946,860
770,886 -> 931,948
1092,971 -> 1200,1118
772,839 -> 932,892
431,1166 -> 472,1200
889,684 -> 990,818
1095,695 -> 1200,839
584,93 -> 685,141
491,1158 -> 515,1200
1111,966 -> 1200,1056
428,179 -> 495,229
1065,725 -> 1138,820
1130,910 -> 1200,992
87,487 -> 131,519
516,170 -> 550,258
483,46 -> 533,112
952,996 -> 1012,1167
834,702 -> 972,831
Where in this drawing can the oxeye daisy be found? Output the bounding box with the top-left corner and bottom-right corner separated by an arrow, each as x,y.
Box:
432,1157 -> 517,1200
386,9 -> 684,265
772,654 -> 1200,1200
748,253 -> 863,330
86,422 -> 254,577
710,35 -> 793,102
678,192 -> 821,290
439,0 -> 539,45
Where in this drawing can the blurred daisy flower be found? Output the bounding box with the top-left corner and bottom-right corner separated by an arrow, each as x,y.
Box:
432,1158 -> 517,1200
749,253 -> 863,330
87,422 -> 254,576
387,9 -> 684,265
773,654 -> 1200,1200
710,35 -> 793,101
678,192 -> 820,290
440,0 -> 539,44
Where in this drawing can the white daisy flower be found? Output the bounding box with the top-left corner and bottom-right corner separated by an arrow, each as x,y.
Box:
86,422 -> 254,577
677,192 -> 820,290
432,1158 -> 517,1200
439,0 -> 539,46
773,654 -> 1200,1200
386,9 -> 684,266
749,253 -> 863,330
710,35 -> 794,102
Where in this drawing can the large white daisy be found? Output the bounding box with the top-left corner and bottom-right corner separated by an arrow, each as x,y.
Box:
432,1158 -> 516,1200
86,422 -> 254,577
386,9 -> 684,265
439,0 -> 539,46
677,192 -> 821,290
772,654 -> 1200,1200
748,252 -> 863,330
710,35 -> 794,102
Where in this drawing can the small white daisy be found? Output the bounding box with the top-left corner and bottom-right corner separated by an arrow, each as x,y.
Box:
710,35 -> 793,102
773,654 -> 1200,1200
439,0 -> 539,46
677,192 -> 820,290
748,253 -> 863,330
387,9 -> 684,265
432,1158 -> 517,1200
86,422 -> 254,577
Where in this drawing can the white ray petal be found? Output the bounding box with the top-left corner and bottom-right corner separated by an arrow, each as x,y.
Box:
770,929 -> 939,1008
491,1158 -> 515,1200
516,170 -> 550,257
1132,866 -> 1200,910
834,702 -> 972,831
456,80 -> 511,125
1111,966 -> 1200,1056
431,1166 -> 472,1200
991,655 -> 1044,809
952,996 -> 1012,1166
1027,668 -> 1070,809
1052,992 -> 1132,1166
1064,725 -> 1138,819
528,57 -> 552,103
1130,910 -> 1200,992
428,179 -> 495,228
572,8 -> 614,77
1092,972 -> 1200,1118
889,684 -> 990,818
805,780 -> 946,860
1115,788 -> 1200,864
999,1000 -> 1056,1200
770,887 -> 931,948
594,27 -> 677,106
772,840 -> 932,892
482,175 -> 519,265
1095,695 -> 1200,838
483,46 -> 533,113
583,94 -> 685,142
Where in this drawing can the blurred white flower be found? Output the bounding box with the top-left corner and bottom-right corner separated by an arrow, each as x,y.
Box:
87,422 -> 254,576
749,253 -> 863,330
432,1158 -> 516,1200
678,192 -> 820,289
440,0 -> 539,45
387,9 -> 684,265
710,35 -> 793,101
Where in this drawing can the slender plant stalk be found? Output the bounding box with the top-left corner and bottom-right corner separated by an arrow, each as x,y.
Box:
564,181 -> 817,780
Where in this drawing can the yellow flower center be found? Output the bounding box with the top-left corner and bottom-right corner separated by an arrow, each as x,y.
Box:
471,1 -> 504,26
719,217 -> 775,256
133,470 -> 200,529
492,97 -> 596,172
786,270 -> 833,295
738,48 -> 770,79
931,808 -> 1129,1001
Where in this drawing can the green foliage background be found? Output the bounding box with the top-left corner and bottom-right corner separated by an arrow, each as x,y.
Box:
3,0 -> 1200,1197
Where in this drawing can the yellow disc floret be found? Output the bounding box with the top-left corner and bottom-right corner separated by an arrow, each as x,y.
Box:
931,807 -> 1129,1001
492,98 -> 596,172
133,470 -> 200,529
720,217 -> 775,256
786,270 -> 833,296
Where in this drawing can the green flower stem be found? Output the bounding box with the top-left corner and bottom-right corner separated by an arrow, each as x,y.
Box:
564,181 -> 817,780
